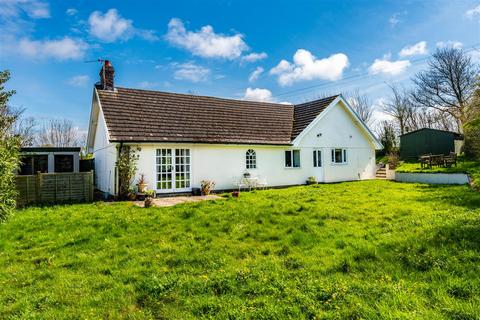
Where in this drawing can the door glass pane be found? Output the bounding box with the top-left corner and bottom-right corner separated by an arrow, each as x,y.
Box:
156,149 -> 173,191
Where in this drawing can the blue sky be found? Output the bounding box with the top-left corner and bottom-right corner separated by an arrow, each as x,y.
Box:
1,0 -> 479,133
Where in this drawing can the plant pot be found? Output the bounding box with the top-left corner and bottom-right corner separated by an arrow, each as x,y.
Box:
306,180 -> 317,185
144,197 -> 153,208
231,191 -> 240,198
138,183 -> 148,193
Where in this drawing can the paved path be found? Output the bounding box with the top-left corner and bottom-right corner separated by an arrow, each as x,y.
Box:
135,194 -> 222,207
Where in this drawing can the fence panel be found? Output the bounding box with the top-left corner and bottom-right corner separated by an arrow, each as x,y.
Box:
16,171 -> 94,207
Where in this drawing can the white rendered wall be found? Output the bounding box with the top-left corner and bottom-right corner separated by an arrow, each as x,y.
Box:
293,100 -> 377,183
92,109 -> 117,195
129,101 -> 377,192
395,172 -> 470,185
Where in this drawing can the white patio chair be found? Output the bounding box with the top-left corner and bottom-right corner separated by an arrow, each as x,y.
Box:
256,176 -> 268,190
232,176 -> 246,191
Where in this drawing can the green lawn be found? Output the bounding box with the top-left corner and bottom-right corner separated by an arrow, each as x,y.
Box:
1,181 -> 480,319
396,160 -> 480,188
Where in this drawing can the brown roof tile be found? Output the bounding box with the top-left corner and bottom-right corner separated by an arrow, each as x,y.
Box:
291,95 -> 339,140
97,87 -> 337,145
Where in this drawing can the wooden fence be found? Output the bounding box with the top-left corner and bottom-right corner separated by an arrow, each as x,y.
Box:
16,171 -> 94,207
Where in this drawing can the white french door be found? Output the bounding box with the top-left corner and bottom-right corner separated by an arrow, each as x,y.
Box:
156,148 -> 191,193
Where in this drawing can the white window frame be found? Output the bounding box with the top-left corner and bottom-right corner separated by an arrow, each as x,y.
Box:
313,149 -> 322,167
331,148 -> 347,165
285,149 -> 301,168
246,149 -> 257,169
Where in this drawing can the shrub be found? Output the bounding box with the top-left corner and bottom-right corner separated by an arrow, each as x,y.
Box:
464,117 -> 480,160
0,70 -> 20,222
0,137 -> 20,221
200,180 -> 215,195
387,152 -> 400,168
116,145 -> 140,200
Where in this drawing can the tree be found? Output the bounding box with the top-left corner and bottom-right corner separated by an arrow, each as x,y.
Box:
0,70 -> 20,221
464,80 -> 480,159
383,84 -> 414,135
37,119 -> 81,147
345,90 -> 374,126
12,116 -> 36,146
377,120 -> 397,155
411,47 -> 478,133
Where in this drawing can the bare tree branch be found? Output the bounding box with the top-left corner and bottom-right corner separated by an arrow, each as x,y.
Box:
37,119 -> 81,147
344,90 -> 374,126
410,47 -> 478,132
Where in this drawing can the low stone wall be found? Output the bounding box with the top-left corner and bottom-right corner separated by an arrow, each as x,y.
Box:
395,172 -> 470,185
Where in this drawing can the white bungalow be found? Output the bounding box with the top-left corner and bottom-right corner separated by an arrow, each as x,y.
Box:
87,61 -> 382,196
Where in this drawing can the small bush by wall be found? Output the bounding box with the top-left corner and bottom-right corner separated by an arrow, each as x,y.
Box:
464,118 -> 480,160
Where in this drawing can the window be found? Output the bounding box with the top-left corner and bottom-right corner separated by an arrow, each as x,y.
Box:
246,149 -> 256,169
19,155 -> 48,175
54,155 -> 74,172
313,150 -> 322,167
285,150 -> 301,168
331,148 -> 347,164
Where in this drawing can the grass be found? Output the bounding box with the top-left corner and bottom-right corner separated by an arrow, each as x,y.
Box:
1,180 -> 480,319
396,159 -> 480,188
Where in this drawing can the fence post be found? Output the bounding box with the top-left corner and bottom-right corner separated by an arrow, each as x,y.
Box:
69,174 -> 72,201
90,170 -> 94,202
54,174 -> 58,202
36,172 -> 42,203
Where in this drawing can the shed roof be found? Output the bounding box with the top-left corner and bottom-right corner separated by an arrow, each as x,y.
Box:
400,128 -> 464,140
20,147 -> 81,153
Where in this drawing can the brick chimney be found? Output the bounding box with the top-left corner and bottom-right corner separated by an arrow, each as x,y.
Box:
99,60 -> 114,90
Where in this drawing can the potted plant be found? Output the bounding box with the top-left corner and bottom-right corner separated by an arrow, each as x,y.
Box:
144,189 -> 155,208
200,180 -> 215,195
127,186 -> 138,201
306,176 -> 317,185
231,190 -> 240,198
137,174 -> 148,193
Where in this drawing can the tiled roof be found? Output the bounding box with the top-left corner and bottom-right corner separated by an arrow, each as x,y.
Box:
97,87 -> 337,145
291,95 -> 339,140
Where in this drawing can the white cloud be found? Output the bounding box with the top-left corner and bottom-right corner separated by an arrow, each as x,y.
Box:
248,67 -> 264,83
368,56 -> 411,76
399,41 -> 428,57
165,18 -> 248,59
88,8 -> 158,43
66,8 -> 78,16
173,62 -> 210,82
16,37 -> 88,60
436,41 -> 463,49
88,9 -> 133,42
270,49 -> 349,86
243,88 -> 273,102
67,75 -> 90,87
1,0 -> 50,19
465,5 -> 480,19
241,52 -> 268,63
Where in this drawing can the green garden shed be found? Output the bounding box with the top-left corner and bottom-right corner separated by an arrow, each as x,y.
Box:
399,128 -> 464,160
